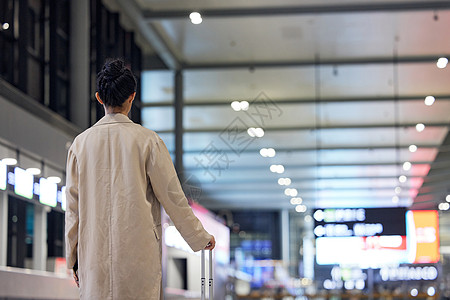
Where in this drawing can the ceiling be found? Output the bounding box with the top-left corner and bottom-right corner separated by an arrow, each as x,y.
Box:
113,0 -> 450,211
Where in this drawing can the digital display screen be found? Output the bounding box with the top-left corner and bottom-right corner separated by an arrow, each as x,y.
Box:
406,210 -> 439,263
316,236 -> 408,267
39,177 -> 57,207
0,162 -> 6,190
315,209 -> 440,267
241,261 -> 275,289
314,207 -> 407,237
14,167 -> 34,199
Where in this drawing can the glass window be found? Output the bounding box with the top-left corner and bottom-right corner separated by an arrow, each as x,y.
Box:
141,70 -> 175,104
142,107 -> 175,132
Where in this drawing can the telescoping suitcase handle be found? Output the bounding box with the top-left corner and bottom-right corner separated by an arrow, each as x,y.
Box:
201,250 -> 213,300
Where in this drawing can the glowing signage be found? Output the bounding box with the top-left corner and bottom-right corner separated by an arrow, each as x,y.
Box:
164,203 -> 230,265
314,208 -> 406,237
39,177 -> 57,207
60,186 -> 66,211
0,161 -> 6,190
315,209 -> 439,267
316,236 -> 408,267
14,167 -> 34,199
406,210 -> 440,263
380,266 -> 438,281
192,203 -> 230,265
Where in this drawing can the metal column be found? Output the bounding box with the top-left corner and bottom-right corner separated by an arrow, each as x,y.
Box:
0,191 -> 7,266
33,205 -> 48,271
281,209 -> 290,265
174,70 -> 184,177
69,0 -> 90,129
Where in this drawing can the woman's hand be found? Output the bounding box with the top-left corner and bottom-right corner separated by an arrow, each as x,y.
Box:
73,269 -> 80,288
204,236 -> 216,250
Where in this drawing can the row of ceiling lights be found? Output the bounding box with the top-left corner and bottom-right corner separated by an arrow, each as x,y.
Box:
437,195 -> 450,211
229,56 -> 448,209
393,58 -> 447,205
1,158 -> 62,184
230,100 -> 307,212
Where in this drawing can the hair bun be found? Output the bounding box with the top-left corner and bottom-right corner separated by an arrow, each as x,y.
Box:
96,58 -> 137,107
102,59 -> 126,81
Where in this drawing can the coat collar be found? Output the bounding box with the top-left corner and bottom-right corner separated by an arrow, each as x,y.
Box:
93,113 -> 133,127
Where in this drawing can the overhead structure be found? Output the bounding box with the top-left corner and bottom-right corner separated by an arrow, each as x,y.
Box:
117,0 -> 450,211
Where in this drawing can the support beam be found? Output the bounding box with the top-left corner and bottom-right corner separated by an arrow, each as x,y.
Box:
33,205 -> 48,271
142,94 -> 450,107
182,146 -> 440,155
186,161 -> 435,173
115,0 -> 180,69
281,209 -> 290,265
144,2 -> 450,19
181,55 -> 450,70
141,54 -> 450,71
69,0 -> 90,130
0,80 -> 81,138
0,192 -> 7,266
174,70 -> 184,176
156,122 -> 449,134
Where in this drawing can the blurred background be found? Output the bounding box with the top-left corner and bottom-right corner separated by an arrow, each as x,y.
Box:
1,0 -> 450,299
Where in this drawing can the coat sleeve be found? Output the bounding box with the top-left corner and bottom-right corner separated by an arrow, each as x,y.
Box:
65,148 -> 79,269
147,137 -> 212,252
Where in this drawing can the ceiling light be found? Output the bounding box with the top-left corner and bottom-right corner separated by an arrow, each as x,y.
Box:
416,123 -> 425,132
2,23 -> 9,30
276,165 -> 284,173
260,148 -> 268,157
260,148 -> 276,157
189,12 -> 202,24
254,128 -> 264,137
240,101 -> 249,111
446,195 -> 450,202
231,101 -> 241,111
392,196 -> 399,204
295,204 -> 307,213
427,287 -> 436,297
270,164 -> 284,173
437,57 -> 448,69
410,289 -> 419,297
403,161 -> 412,171
1,158 -> 17,165
439,202 -> 450,211
409,145 -> 417,153
395,187 -> 402,194
47,176 -> 61,184
290,197 -> 303,205
399,175 -> 407,183
26,168 -> 41,175
266,148 -> 275,157
424,96 -> 435,106
285,188 -> 298,197
248,127 -> 264,138
278,178 -> 291,186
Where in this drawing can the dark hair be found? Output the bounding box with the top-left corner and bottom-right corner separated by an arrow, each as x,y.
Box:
96,58 -> 137,107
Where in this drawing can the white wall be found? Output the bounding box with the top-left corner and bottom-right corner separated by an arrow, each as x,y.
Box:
0,93 -> 77,170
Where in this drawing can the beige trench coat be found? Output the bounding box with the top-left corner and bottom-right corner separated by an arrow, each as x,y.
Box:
65,113 -> 211,300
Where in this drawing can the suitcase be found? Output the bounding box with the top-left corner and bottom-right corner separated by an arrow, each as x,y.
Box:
201,250 -> 213,300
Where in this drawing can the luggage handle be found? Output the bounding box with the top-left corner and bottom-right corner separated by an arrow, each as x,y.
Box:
201,249 -> 213,300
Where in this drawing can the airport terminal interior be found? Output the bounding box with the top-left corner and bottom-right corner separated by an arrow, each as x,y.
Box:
1,0 -> 450,299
